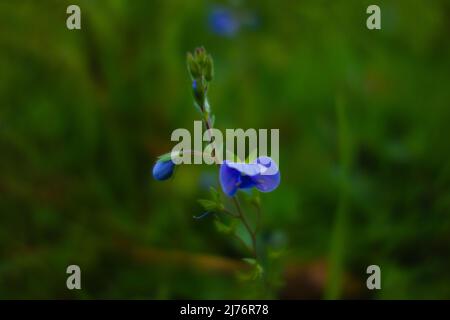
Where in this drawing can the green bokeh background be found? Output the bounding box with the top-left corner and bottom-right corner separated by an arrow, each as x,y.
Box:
1,0 -> 450,299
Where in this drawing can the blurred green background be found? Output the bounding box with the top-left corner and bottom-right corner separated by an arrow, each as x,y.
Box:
1,0 -> 450,299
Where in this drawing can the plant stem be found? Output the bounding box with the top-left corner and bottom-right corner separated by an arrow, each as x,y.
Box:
222,208 -> 239,218
200,97 -> 258,260
203,111 -> 216,160
252,202 -> 262,234
233,196 -> 257,259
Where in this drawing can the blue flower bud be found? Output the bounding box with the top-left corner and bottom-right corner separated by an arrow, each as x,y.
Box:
152,159 -> 175,181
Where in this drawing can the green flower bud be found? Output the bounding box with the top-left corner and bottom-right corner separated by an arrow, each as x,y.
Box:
187,52 -> 201,79
187,47 -> 214,82
204,54 -> 214,82
195,46 -> 206,57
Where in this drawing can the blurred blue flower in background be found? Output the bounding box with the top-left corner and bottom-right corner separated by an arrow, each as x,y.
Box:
208,6 -> 240,37
220,156 -> 280,196
152,159 -> 175,181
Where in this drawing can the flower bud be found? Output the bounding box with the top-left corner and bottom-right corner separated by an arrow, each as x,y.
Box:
152,159 -> 175,181
204,54 -> 214,82
187,47 -> 214,83
187,52 -> 201,79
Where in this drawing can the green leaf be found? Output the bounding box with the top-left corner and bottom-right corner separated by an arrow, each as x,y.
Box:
193,101 -> 203,115
197,199 -> 218,211
229,218 -> 240,231
214,219 -> 233,234
239,259 -> 264,281
157,152 -> 174,162
204,99 -> 211,114
204,54 -> 214,82
197,188 -> 225,213
187,52 -> 201,79
209,186 -> 220,202
242,258 -> 257,266
252,263 -> 264,280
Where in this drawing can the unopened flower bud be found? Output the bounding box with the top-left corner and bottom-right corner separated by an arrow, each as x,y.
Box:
187,47 -> 214,82
187,52 -> 201,79
204,54 -> 214,82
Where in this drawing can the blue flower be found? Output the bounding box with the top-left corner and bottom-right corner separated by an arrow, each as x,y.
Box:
152,159 -> 175,181
208,7 -> 240,37
219,156 -> 280,196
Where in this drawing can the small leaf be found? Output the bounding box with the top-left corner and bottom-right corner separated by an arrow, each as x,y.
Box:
209,186 -> 220,202
214,219 -> 233,234
252,263 -> 264,280
197,199 -> 218,211
239,259 -> 264,281
242,258 -> 257,266
204,54 -> 214,82
187,52 -> 201,79
193,101 -> 203,115
204,99 -> 211,114
157,152 -> 174,162
229,218 -> 239,231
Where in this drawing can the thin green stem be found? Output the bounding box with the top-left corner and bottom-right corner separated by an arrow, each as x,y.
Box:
222,208 -> 239,218
252,202 -> 262,234
200,92 -> 259,260
215,213 -> 253,253
233,196 -> 257,259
